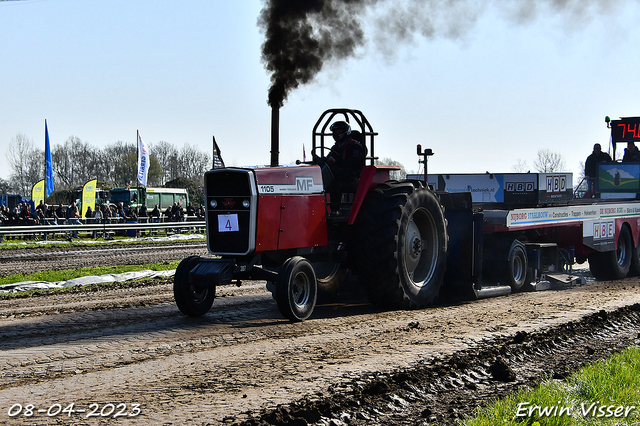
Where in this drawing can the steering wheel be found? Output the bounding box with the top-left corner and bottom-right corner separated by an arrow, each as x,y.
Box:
312,146 -> 332,163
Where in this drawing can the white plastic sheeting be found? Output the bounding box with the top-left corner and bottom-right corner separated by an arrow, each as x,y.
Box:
0,269 -> 175,293
1,233 -> 204,248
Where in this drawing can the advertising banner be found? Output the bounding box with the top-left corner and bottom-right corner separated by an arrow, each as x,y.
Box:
81,179 -> 97,219
31,179 -> 45,207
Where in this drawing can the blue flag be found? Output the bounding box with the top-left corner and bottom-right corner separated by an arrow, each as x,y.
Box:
45,120 -> 54,197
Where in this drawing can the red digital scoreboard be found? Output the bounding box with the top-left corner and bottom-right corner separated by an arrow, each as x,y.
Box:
611,117 -> 640,143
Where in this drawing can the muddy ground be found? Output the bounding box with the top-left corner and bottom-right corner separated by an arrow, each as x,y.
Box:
0,243 -> 639,425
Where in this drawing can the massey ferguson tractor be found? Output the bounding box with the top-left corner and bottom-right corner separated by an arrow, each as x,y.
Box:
175,110 -> 640,321
174,108 -> 452,321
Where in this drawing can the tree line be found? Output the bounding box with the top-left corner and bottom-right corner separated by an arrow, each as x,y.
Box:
2,134 -> 212,203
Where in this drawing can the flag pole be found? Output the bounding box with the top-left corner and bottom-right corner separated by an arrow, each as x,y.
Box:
136,129 -> 140,207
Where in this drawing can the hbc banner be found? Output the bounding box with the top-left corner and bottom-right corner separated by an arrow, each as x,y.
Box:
81,179 -> 97,219
31,179 -> 45,207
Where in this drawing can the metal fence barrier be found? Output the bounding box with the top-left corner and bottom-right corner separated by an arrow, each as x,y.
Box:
0,218 -> 206,241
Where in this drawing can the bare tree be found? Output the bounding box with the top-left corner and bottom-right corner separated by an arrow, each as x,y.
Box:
52,136 -> 102,189
6,133 -> 38,195
0,177 -> 13,194
533,149 -> 566,173
512,159 -> 529,173
375,157 -> 406,180
178,143 -> 211,182
151,141 -> 179,185
146,156 -> 163,187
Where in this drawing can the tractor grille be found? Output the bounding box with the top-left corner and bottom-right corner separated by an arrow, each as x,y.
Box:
205,169 -> 257,255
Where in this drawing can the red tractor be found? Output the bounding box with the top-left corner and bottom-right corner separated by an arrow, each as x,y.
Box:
174,108 -> 450,321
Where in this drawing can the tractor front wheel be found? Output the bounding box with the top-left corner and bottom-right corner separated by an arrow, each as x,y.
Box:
275,257 -> 318,322
174,256 -> 216,316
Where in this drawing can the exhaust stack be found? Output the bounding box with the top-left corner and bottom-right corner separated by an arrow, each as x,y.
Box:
270,107 -> 279,167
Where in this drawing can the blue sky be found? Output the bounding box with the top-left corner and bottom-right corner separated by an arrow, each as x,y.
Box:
1,0 -> 640,184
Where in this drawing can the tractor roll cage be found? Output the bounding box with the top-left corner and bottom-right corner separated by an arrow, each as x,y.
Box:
312,108 -> 378,166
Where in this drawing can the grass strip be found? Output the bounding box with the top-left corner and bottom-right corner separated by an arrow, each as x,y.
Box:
463,346 -> 640,426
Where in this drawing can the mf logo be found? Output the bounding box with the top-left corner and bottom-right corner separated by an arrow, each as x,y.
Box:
546,175 -> 567,193
506,182 -> 535,192
295,177 -> 315,192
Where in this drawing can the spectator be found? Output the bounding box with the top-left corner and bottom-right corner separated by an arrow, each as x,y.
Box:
66,202 -> 81,238
101,204 -> 112,223
164,205 -> 173,222
196,204 -> 205,219
45,205 -> 58,225
18,204 -> 37,226
584,143 -> 612,198
85,205 -> 94,223
150,204 -> 161,223
36,201 -> 45,220
170,202 -> 180,222
116,202 -> 127,222
0,205 -> 9,225
93,205 -> 102,222
623,141 -> 640,162
186,202 -> 195,218
36,203 -> 46,224
138,203 -> 148,220
56,204 -> 66,224
128,207 -> 138,220
67,202 -> 82,225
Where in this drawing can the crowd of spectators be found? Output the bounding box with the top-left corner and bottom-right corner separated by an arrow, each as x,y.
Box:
1,201 -> 206,226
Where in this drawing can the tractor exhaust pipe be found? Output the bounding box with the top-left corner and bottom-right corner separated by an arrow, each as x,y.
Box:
270,106 -> 280,167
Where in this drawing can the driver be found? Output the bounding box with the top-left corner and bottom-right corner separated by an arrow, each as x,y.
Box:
326,121 -> 365,217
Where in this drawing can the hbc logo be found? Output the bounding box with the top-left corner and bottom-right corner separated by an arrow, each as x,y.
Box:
546,175 -> 566,193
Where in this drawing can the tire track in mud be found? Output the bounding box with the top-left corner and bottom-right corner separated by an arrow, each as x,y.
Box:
241,305 -> 640,426
0,277 -> 639,425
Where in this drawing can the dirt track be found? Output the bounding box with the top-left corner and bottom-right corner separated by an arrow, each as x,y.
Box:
1,246 -> 640,426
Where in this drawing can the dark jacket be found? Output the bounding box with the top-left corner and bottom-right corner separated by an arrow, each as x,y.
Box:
327,137 -> 365,177
623,146 -> 640,163
585,151 -> 612,178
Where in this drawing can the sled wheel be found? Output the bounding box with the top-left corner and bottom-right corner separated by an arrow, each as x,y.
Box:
589,225 -> 633,280
499,241 -> 529,292
174,256 -> 215,316
630,237 -> 640,277
276,257 -> 318,322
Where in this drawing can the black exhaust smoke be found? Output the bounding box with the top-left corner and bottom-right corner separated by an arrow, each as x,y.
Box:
258,0 -> 613,109
258,0 -> 614,165
259,0 -> 367,110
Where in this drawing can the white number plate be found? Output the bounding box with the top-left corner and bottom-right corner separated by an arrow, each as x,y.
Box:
218,214 -> 239,232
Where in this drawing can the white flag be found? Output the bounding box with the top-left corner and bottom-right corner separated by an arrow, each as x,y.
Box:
137,131 -> 150,186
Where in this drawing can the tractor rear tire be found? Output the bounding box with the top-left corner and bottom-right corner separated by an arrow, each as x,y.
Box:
588,225 -> 633,280
275,257 -> 318,322
174,256 -> 216,317
353,182 -> 448,309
